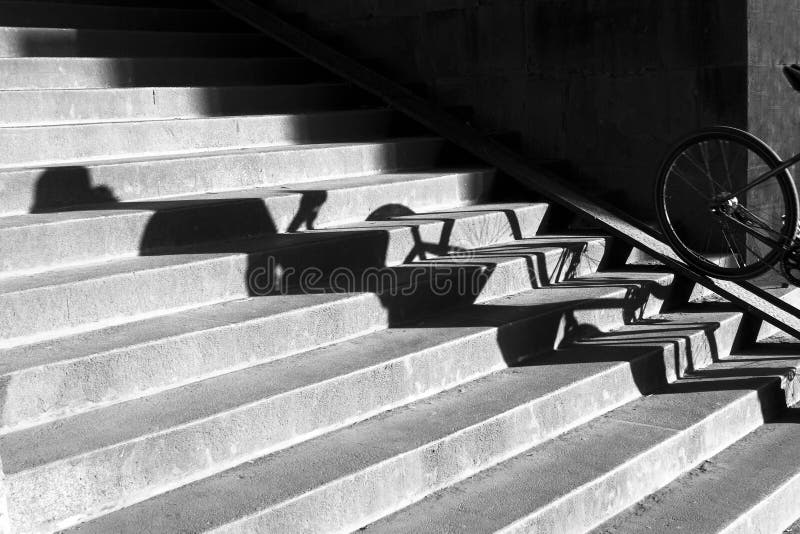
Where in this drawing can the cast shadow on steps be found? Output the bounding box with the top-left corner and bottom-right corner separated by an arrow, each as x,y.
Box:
28,167 -> 799,423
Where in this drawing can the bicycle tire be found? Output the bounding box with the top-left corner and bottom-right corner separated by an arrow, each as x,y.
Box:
655,126 -> 799,280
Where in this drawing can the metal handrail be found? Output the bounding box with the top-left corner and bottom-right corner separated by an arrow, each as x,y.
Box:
213,0 -> 800,339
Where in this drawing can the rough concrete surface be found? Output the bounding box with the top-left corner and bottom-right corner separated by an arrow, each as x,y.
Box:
2,1 -> 799,532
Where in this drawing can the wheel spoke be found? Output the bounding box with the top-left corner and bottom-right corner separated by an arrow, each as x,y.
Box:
736,204 -> 784,239
667,164 -> 712,201
718,139 -> 735,192
720,221 -> 746,268
698,142 -> 720,196
681,149 -> 716,198
718,210 -> 783,249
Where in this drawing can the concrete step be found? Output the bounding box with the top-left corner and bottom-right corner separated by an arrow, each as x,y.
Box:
57,290 -> 759,534
0,137 -> 447,216
0,108 -> 397,168
0,169 -> 496,276
5,270 -> 675,533
367,354 -> 799,534
0,2 -> 249,31
0,83 -> 369,127
0,234 -> 611,433
593,407 -> 800,533
0,203 -> 550,347
0,27 -> 285,57
752,284 -> 800,341
0,56 -> 332,90
630,250 -> 800,344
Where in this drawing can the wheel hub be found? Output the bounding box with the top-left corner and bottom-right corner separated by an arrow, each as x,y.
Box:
710,193 -> 739,216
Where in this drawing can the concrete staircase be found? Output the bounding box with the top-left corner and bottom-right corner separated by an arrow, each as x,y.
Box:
1,1 -> 799,532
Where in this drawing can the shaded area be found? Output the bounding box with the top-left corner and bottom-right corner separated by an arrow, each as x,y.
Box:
31,166 -> 118,212
28,166 -> 548,329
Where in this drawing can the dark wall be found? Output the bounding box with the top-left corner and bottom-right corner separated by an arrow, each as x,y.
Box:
259,0 -> 753,220
748,0 -> 800,161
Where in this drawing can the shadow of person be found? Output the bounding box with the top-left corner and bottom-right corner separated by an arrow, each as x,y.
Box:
138,197 -> 278,255
367,203 -> 468,262
31,166 -> 119,213
28,172 -> 502,335
28,170 -> 335,300
286,190 -> 328,232
137,191 -> 395,302
359,203 -> 498,324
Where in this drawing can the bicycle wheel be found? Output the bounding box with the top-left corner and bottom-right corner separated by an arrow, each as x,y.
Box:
655,126 -> 799,279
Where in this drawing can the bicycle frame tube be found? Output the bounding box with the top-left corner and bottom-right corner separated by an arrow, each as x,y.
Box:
721,151 -> 800,201
718,211 -> 789,249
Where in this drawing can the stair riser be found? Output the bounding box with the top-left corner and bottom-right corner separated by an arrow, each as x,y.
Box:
0,205 -> 549,346
570,314 -> 745,384
327,243 -> 609,326
0,293 -> 388,433
0,239 -> 606,431
0,171 -> 495,276
134,313 -> 722,533
0,28 -> 282,58
6,276 -> 675,532
0,3 -> 248,31
0,109 -> 395,168
0,84 -> 364,127
0,138 -> 446,216
500,389 -> 780,534
0,57 -> 332,90
448,238 -> 610,305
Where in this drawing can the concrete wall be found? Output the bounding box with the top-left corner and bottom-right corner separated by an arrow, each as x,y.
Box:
257,0 -> 769,220
748,0 -> 800,161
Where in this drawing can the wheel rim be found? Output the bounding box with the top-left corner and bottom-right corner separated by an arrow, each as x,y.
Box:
660,135 -> 791,277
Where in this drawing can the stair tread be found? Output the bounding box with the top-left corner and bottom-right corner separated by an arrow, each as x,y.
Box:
0,168 -> 493,229
65,316 -> 770,534
0,82 -> 349,96
367,361 -> 793,533
1,273 -> 673,472
0,202 -> 548,295
0,166 -> 494,274
0,203 -> 554,349
0,136 -> 447,216
0,82 -> 362,127
0,56 -> 327,90
592,409 -> 800,534
0,136 -> 439,173
0,233 -> 608,376
328,202 -> 547,231
0,106 -> 389,132
0,290 -> 368,378
0,107 -> 396,169
0,234 -> 611,436
5,267 -> 672,532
